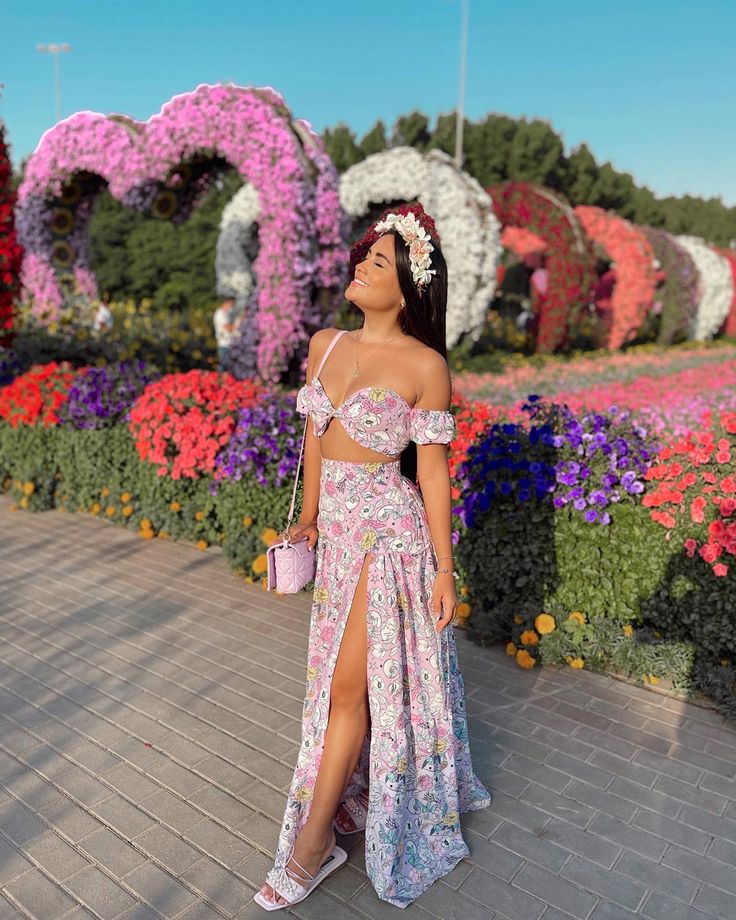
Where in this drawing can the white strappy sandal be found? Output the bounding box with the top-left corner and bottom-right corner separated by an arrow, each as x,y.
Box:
332,791 -> 369,835
253,841 -> 348,912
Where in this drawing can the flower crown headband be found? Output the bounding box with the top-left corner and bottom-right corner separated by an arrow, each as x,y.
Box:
350,204 -> 440,293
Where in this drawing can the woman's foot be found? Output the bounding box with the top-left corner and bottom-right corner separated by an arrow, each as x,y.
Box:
257,825 -> 337,908
333,789 -> 369,835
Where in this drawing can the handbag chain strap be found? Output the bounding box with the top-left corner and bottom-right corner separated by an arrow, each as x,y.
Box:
284,330 -> 348,539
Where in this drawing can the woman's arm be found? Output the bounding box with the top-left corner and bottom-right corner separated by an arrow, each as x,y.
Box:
414,351 -> 457,631
414,352 -> 455,562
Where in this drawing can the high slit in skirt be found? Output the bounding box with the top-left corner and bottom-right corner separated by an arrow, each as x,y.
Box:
272,457 -> 492,908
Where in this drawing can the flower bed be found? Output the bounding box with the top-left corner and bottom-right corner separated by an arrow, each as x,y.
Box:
1,358 -> 734,720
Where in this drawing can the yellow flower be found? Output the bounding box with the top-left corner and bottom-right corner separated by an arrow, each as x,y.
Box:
434,739 -> 449,754
121,492 -> 132,503
139,529 -> 154,540
122,505 -> 133,517
460,586 -> 469,596
170,501 -> 181,512
442,811 -> 459,826
643,674 -> 660,685
568,611 -> 586,626
194,510 -> 205,522
19,496 -> 29,509
196,540 -> 208,550
294,785 -> 312,803
22,482 -> 35,496
365,461 -> 382,472
242,515 -> 253,527
261,527 -> 279,545
252,554 -> 268,574
623,624 -> 634,637
397,590 -> 409,611
535,613 -> 556,635
106,506 -> 116,517
720,659 -> 731,667
396,755 -> 408,774
360,529 -> 377,550
369,387 -> 386,402
506,642 -> 517,657
520,630 -> 539,646
516,649 -> 536,669
244,575 -> 253,584
456,602 -> 471,618
101,487 -> 110,497
313,586 -> 329,603
158,531 -> 169,539
90,503 -> 101,514
140,518 -> 152,529
565,657 -> 585,669
513,615 -> 525,624
306,666 -> 319,682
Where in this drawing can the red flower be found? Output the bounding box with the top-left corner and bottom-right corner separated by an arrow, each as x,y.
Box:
713,563 -> 729,577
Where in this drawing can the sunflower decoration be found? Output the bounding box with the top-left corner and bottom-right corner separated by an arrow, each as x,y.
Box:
51,207 -> 75,236
59,179 -> 82,206
51,240 -> 76,268
151,190 -> 178,220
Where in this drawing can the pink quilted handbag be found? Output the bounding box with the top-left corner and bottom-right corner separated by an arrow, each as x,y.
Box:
265,411 -> 316,593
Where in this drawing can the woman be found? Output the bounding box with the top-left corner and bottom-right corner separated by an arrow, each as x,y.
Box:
255,204 -> 492,911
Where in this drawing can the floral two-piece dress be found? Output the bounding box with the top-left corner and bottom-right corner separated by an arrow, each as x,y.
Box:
272,329 -> 492,908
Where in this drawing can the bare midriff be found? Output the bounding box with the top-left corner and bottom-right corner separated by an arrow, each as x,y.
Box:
318,417 -> 400,464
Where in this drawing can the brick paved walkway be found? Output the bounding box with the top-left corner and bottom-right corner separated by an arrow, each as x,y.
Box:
1,496 -> 735,920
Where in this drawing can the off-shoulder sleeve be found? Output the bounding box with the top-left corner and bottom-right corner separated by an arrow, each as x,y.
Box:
408,406 -> 457,445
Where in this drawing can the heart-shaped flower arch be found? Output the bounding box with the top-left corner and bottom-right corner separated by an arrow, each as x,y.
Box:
16,83 -> 347,384
575,205 -> 657,349
488,182 -> 596,353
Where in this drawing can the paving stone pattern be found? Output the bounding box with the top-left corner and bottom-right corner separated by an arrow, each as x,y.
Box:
1,496 -> 735,920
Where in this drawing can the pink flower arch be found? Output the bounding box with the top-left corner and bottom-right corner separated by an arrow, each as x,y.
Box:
575,205 -> 657,350
16,83 -> 347,383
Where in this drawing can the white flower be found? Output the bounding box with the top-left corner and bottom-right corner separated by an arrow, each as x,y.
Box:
675,235 -> 734,339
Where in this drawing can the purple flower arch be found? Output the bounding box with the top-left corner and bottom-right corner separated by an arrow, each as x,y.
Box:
16,83 -> 347,384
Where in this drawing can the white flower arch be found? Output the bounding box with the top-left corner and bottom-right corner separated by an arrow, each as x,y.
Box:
215,182 -> 260,301
675,235 -> 734,340
339,147 -> 501,348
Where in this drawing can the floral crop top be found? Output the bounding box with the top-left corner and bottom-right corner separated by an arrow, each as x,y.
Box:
296,330 -> 456,459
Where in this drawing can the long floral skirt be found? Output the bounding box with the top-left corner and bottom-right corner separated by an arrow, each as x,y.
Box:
273,457 -> 492,908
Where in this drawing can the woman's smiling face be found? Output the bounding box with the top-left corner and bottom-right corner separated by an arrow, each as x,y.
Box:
346,233 -> 403,311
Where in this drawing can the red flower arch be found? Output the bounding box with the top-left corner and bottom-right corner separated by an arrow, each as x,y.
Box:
717,249 -> 736,337
488,182 -> 596,352
0,122 -> 22,346
575,206 -> 657,349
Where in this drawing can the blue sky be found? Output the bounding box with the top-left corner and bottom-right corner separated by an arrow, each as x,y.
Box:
2,0 -> 734,204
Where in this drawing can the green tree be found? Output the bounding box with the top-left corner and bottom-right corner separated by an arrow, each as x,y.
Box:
322,123 -> 362,173
507,119 -> 567,190
391,111 -> 430,150
464,114 -> 518,188
564,143 -> 599,205
359,120 -> 387,158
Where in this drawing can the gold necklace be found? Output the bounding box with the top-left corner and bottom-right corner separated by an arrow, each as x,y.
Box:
352,329 -> 403,377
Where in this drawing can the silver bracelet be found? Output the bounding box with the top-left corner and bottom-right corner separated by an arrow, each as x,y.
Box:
437,565 -> 460,580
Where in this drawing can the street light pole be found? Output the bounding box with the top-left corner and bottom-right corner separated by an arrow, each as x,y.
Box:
454,0 -> 469,168
36,43 -> 72,123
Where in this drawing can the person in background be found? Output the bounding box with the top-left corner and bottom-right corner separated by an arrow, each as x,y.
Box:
93,299 -> 113,333
213,297 -> 236,369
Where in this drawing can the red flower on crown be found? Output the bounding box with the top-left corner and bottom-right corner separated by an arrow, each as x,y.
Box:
350,203 -> 440,270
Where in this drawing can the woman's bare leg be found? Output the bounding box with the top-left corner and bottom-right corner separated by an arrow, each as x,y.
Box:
259,554 -> 371,905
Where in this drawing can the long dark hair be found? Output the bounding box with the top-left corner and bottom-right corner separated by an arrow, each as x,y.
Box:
389,229 -> 449,486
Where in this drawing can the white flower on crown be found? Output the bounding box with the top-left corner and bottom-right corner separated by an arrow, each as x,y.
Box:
374,211 -> 437,288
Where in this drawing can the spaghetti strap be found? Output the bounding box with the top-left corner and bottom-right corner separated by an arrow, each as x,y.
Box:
315,329 -> 348,377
